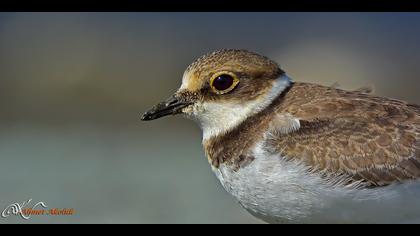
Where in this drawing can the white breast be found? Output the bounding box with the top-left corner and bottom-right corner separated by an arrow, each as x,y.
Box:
211,141 -> 420,223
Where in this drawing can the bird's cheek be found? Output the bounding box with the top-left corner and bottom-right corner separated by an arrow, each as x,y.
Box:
182,105 -> 194,116
182,102 -> 205,118
181,102 -> 197,115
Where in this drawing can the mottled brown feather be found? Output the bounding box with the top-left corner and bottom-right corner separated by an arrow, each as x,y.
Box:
266,82 -> 420,187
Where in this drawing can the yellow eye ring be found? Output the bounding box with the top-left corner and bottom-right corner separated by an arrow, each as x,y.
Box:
209,71 -> 240,94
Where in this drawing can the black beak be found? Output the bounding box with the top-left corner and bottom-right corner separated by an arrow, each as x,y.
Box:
141,95 -> 192,121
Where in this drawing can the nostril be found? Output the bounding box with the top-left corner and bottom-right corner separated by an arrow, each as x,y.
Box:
166,98 -> 179,106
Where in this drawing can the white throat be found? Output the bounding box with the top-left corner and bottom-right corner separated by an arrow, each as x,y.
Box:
187,75 -> 291,141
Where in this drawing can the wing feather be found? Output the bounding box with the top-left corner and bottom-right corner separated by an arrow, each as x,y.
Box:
267,83 -> 420,187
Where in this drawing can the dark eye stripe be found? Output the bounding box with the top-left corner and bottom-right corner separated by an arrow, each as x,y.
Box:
212,74 -> 234,91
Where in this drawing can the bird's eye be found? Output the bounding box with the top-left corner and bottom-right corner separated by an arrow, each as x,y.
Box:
210,72 -> 240,94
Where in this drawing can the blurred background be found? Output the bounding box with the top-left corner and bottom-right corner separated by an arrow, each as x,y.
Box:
1,12 -> 420,224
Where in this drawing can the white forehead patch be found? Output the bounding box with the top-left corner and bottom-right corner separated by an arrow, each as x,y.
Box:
180,71 -> 190,90
179,70 -> 203,91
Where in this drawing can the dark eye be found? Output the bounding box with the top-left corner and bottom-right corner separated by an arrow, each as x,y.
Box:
212,74 -> 234,91
210,73 -> 240,94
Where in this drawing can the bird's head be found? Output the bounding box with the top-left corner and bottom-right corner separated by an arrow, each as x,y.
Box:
141,49 -> 291,140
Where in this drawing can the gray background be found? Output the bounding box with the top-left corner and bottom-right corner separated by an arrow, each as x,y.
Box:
1,13 -> 420,223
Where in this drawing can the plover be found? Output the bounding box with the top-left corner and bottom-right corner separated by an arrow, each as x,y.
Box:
141,49 -> 420,223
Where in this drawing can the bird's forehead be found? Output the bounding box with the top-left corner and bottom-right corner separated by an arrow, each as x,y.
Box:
180,70 -> 204,91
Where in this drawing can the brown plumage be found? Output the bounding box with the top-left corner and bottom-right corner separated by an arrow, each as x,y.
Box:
205,81 -> 420,187
269,82 -> 420,187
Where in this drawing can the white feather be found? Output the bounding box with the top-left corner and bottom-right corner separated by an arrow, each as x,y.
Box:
268,113 -> 301,135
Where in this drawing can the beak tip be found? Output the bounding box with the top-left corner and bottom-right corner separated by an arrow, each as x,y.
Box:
141,112 -> 151,121
141,95 -> 191,122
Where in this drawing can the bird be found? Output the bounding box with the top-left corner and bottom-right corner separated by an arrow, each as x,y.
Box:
141,49 -> 420,223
